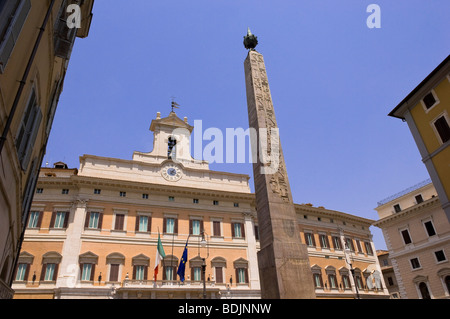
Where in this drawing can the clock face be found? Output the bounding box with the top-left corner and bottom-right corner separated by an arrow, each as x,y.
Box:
161,163 -> 182,181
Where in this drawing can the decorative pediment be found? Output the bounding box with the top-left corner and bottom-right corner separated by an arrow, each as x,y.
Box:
42,251 -> 62,264
18,251 -> 34,264
106,252 -> 125,265
79,251 -> 99,264
211,257 -> 227,268
189,256 -> 205,268
132,254 -> 150,266
233,257 -> 248,269
150,112 -> 193,133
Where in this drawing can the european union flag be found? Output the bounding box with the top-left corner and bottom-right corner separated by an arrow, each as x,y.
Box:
177,242 -> 188,282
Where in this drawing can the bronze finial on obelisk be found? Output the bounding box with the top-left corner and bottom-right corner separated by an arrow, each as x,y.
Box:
243,29 -> 316,299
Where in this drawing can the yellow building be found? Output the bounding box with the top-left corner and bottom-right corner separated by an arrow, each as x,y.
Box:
388,55 -> 450,222
12,111 -> 389,299
0,0 -> 94,299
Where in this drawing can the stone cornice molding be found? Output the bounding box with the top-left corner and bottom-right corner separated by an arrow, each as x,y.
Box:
373,197 -> 440,227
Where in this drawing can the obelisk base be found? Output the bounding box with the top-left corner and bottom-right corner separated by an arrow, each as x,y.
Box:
257,241 -> 315,299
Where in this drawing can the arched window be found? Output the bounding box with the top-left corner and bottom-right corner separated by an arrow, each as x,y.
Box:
419,282 -> 431,299
168,136 -> 177,159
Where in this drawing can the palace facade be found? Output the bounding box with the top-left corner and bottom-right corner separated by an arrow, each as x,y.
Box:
12,111 -> 389,299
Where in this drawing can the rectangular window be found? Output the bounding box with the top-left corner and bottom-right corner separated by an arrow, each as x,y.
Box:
109,264 -> 119,282
332,236 -> 342,250
193,198 -> 199,204
233,202 -> 239,207
36,188 -> 43,194
138,215 -> 149,232
53,212 -> 66,228
213,221 -> 221,236
237,268 -> 246,283
342,275 -> 350,289
401,229 -> 412,245
165,266 -> 174,281
304,233 -> 315,247
423,92 -> 437,109
410,258 -> 421,269
88,212 -> 100,229
434,115 -> 450,144
168,196 -> 175,202
319,234 -> 329,249
328,274 -> 337,289
232,223 -> 244,238
313,273 -> 323,288
15,263 -> 28,281
135,265 -> 145,280
435,250 -> 446,263
345,238 -> 354,251
364,242 -> 373,255
119,191 -> 126,197
61,189 -> 69,194
81,264 -> 92,281
192,220 -> 201,236
94,189 -> 101,195
27,211 -> 40,228
213,200 -> 219,206
424,220 -> 437,237
388,277 -> 394,286
15,88 -> 42,170
0,0 -> 31,73
355,239 -> 363,253
215,267 -> 223,283
44,264 -> 56,281
193,267 -> 202,281
415,194 -> 424,204
114,214 -> 125,231
166,218 -> 175,234
393,204 -> 401,213
142,193 -> 148,199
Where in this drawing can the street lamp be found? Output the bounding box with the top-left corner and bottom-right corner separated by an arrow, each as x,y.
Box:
199,231 -> 210,299
344,241 -> 360,299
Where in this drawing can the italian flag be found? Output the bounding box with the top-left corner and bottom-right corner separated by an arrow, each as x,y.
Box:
154,232 -> 166,281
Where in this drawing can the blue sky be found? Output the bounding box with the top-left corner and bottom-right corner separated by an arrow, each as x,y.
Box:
45,1 -> 450,250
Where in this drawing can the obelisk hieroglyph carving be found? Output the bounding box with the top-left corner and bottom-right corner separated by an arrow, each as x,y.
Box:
243,29 -> 316,299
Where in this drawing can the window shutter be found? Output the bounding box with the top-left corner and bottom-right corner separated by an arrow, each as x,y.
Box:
63,212 -> 70,228
231,223 -> 235,237
109,264 -> 119,282
435,116 -> 450,143
90,264 -> 95,281
326,235 -> 330,249
311,233 -> 316,247
163,218 -> 167,233
84,212 -> 90,228
189,219 -> 192,235
191,268 -> 194,281
135,215 -> 140,231
235,269 -> 239,284
162,266 -> 166,281
132,266 -> 136,280
174,218 -> 178,234
245,268 -> 249,283
98,213 -> 103,229
144,266 -> 148,280
213,221 -> 220,236
40,264 -> 47,281
52,263 -> 59,281
20,105 -> 42,171
200,220 -> 204,234
241,223 -> 245,238
215,267 -> 223,283
36,211 -> 43,228
148,216 -> 152,232
0,0 -> 31,73
24,264 -> 30,282
50,212 -> 56,228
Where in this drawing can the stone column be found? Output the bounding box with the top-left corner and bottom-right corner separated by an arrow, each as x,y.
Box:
56,199 -> 88,288
243,212 -> 260,290
244,49 -> 315,299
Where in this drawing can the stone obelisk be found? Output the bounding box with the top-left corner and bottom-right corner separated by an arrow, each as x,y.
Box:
243,29 -> 316,299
